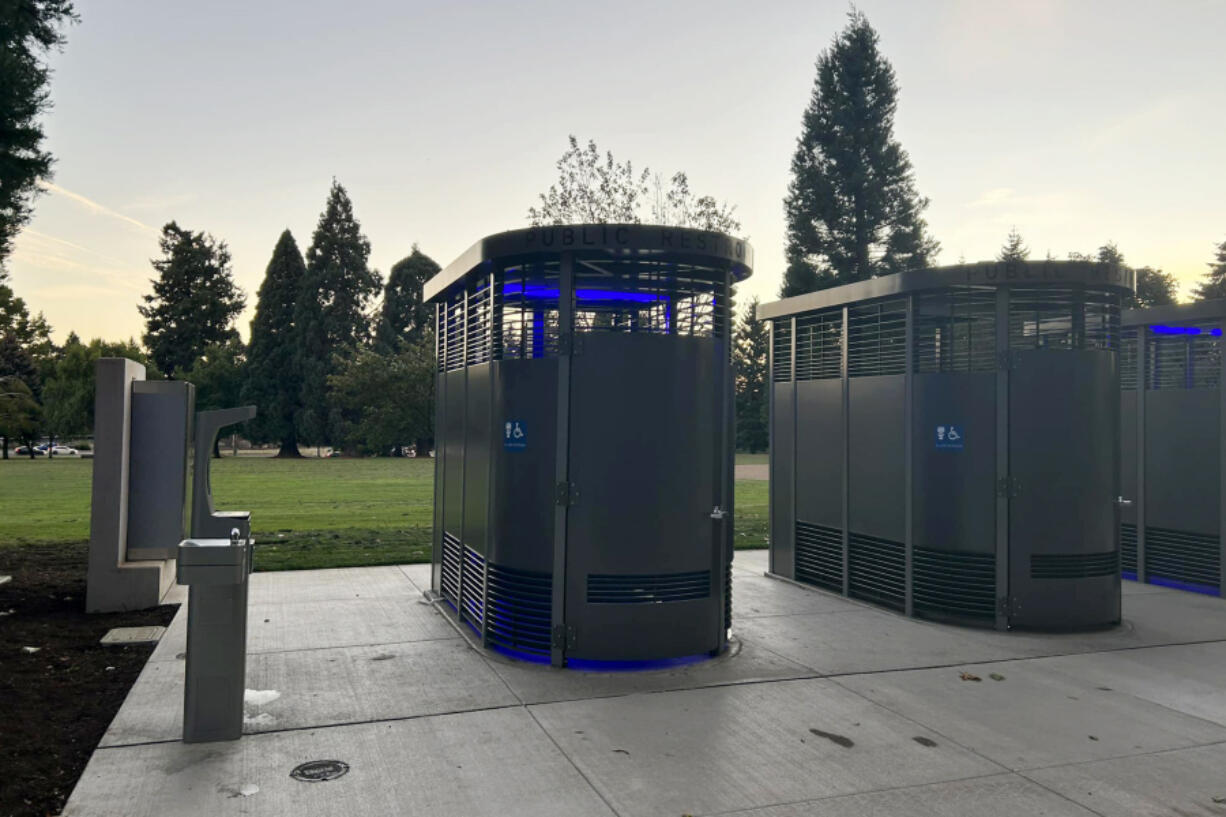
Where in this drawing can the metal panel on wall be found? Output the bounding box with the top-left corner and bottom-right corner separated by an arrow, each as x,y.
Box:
489,359 -> 558,573
441,369 -> 467,540
770,382 -> 795,579
565,332 -> 721,660
1144,390 -> 1219,535
911,373 -> 996,554
462,363 -> 492,557
795,379 -> 843,530
1008,350 -> 1119,629
848,375 -> 906,542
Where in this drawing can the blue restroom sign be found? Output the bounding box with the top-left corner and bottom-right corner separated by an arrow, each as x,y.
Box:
504,420 -> 527,451
935,424 -> 964,450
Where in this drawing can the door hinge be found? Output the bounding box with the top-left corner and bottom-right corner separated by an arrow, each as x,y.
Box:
555,481 -> 579,506
551,624 -> 576,649
997,351 -> 1015,371
995,477 -> 1021,498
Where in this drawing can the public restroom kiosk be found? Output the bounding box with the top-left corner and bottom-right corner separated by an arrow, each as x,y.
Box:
1120,300 -> 1226,595
424,224 -> 752,667
762,260 -> 1134,630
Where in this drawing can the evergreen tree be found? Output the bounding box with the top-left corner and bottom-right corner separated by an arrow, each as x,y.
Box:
733,298 -> 770,453
1131,267 -> 1178,308
1193,238 -> 1226,301
243,230 -> 307,457
139,222 -> 245,377
184,338 -> 246,457
327,338 -> 435,456
782,10 -> 938,297
998,227 -> 1029,262
0,1 -> 77,268
295,180 -> 380,448
376,245 -> 439,352
0,375 -> 40,459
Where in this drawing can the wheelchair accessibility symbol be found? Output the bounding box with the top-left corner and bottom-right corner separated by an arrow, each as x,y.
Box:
935,424 -> 964,450
504,420 -> 527,451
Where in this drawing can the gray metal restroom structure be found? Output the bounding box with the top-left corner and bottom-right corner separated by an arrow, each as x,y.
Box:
424,224 -> 752,667
1120,300 -> 1226,595
762,260 -> 1134,630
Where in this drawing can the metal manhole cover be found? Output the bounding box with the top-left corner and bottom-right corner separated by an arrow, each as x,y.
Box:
290,760 -> 349,782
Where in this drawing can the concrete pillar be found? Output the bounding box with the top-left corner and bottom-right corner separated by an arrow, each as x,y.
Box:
86,358 -> 177,612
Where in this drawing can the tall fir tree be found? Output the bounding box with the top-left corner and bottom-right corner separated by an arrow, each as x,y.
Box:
733,297 -> 769,453
243,230 -> 307,456
781,10 -> 938,297
1193,238 -> 1226,301
139,222 -> 244,377
998,227 -> 1029,262
294,180 -> 379,447
0,1 -> 77,267
1090,243 -> 1176,308
375,245 -> 439,352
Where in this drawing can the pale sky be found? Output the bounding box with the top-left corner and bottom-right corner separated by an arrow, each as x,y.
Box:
8,0 -> 1226,343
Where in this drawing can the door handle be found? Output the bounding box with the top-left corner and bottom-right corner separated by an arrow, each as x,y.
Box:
710,506 -> 727,521
1115,496 -> 1133,507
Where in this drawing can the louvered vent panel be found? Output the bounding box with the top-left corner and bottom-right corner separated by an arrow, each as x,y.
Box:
486,563 -> 553,657
443,295 -> 466,372
1009,287 -> 1121,351
1120,523 -> 1138,576
1120,329 -> 1138,390
571,260 -> 727,339
1145,527 -> 1220,590
586,571 -> 710,604
461,546 -> 486,627
440,531 -> 461,604
795,309 -> 842,380
465,282 -> 492,366
724,562 -> 732,629
848,300 -> 906,377
495,263 -> 562,361
795,521 -> 843,591
1030,551 -> 1118,579
914,288 -> 996,373
1146,325 -> 1222,390
772,320 -> 793,382
848,532 -> 905,610
912,547 -> 995,620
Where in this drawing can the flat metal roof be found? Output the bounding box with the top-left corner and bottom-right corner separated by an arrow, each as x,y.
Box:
424,224 -> 753,303
1123,299 -> 1226,326
759,260 -> 1134,321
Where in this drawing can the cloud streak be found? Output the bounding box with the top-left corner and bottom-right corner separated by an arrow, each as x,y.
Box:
38,181 -> 158,234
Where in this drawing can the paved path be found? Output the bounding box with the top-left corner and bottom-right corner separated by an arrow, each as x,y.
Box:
735,464 -> 768,480
65,550 -> 1226,817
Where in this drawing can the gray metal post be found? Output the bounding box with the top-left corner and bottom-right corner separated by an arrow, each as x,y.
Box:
768,319 -> 776,575
903,294 -> 915,617
550,252 -> 575,667
841,306 -> 850,597
1219,318 -> 1225,593
790,315 -> 798,580
1137,324 -> 1147,583
994,287 -> 1011,630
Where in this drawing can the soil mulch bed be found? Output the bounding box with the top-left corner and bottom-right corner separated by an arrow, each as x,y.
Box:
0,543 -> 178,817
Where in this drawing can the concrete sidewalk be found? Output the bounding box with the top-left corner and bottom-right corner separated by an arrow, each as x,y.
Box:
64,550 -> 1226,816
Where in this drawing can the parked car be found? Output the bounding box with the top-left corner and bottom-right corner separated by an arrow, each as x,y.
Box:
50,445 -> 78,457
13,446 -> 46,456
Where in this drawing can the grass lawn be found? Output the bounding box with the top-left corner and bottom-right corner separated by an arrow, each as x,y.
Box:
0,455 -> 768,571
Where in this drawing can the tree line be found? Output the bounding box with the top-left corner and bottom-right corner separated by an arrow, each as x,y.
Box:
6,5 -> 1226,460
0,180 -> 439,458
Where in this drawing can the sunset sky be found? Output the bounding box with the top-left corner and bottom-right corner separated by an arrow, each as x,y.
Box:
8,0 -> 1226,343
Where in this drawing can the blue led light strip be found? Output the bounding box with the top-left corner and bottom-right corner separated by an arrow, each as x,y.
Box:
501,282 -> 669,304
1150,324 -> 1223,337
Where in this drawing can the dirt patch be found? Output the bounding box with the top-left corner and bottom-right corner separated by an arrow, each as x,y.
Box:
0,543 -> 177,817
